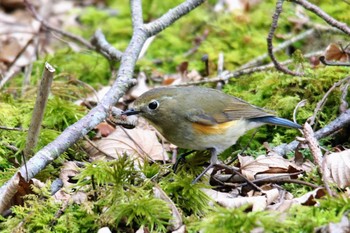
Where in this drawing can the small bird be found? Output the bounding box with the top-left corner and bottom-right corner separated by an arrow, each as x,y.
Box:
123,86 -> 301,183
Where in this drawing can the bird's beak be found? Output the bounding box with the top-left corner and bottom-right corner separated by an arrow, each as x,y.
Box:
122,108 -> 141,116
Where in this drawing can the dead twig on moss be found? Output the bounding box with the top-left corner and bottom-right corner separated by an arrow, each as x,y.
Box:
267,0 -> 303,76
308,76 -> 350,127
176,50 -> 323,86
24,0 -> 94,49
319,56 -> 350,67
303,123 -> 334,196
273,107 -> 350,156
292,0 -> 350,36
90,29 -> 123,62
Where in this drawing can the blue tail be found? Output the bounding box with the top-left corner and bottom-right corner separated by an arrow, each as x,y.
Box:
249,116 -> 302,129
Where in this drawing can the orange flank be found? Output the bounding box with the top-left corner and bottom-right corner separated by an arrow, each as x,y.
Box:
192,120 -> 238,135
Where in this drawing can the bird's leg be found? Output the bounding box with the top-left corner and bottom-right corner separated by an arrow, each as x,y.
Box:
191,148 -> 218,184
173,150 -> 195,173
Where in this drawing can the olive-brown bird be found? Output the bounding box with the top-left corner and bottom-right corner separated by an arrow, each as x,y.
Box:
123,86 -> 301,183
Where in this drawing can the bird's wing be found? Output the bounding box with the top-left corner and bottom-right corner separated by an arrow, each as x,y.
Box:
186,97 -> 273,125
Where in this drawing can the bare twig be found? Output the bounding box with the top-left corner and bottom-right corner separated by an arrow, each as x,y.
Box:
0,37 -> 34,89
273,108 -> 350,155
119,127 -> 156,163
0,67 -> 22,89
176,50 -> 323,86
303,123 -> 323,167
293,99 -> 307,125
340,81 -> 350,113
144,0 -> 205,36
215,164 -> 263,192
319,56 -> 350,67
24,0 -> 94,49
252,175 -> 320,189
0,141 -> 19,152
0,126 -> 26,131
267,0 -> 302,76
292,0 -> 350,36
24,62 -> 55,158
303,123 -> 334,196
241,29 -> 314,70
83,135 -> 111,158
90,29 -> 123,61
308,76 -> 350,126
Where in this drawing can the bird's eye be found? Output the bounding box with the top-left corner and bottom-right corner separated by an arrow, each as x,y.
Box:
148,100 -> 159,110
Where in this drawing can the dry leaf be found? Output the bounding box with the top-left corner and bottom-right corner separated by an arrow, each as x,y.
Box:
94,122 -> 116,138
293,188 -> 326,206
86,127 -> 169,162
324,43 -> 350,62
325,150 -> 350,188
239,155 -> 302,180
201,188 -> 267,211
59,161 -> 80,188
11,173 -> 35,207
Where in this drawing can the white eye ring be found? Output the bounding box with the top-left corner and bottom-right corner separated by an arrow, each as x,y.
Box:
148,100 -> 159,110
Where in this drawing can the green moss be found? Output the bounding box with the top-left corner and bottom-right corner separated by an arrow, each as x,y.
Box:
160,174 -> 211,217
75,157 -> 172,232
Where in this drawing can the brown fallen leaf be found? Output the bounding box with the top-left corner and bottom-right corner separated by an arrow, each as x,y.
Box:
293,187 -> 326,206
324,43 -> 350,62
59,161 -> 80,188
85,127 -> 169,162
324,150 -> 350,188
239,155 -> 302,180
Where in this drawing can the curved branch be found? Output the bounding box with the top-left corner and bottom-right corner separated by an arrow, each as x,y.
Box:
272,108 -> 350,155
292,0 -> 350,36
91,29 -> 123,61
267,0 -> 303,76
144,0 -> 205,36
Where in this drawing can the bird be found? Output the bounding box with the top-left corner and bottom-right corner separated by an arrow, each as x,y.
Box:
122,86 -> 301,183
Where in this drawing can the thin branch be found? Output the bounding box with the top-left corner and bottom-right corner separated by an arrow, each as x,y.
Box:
319,56 -> 350,67
90,29 -> 123,61
267,0 -> 302,76
24,62 -> 55,157
24,0 -> 94,49
309,76 -> 350,126
130,0 -> 144,29
303,123 -> 334,196
144,0 -> 205,36
273,108 -> 350,155
292,0 -> 350,36
241,28 -> 314,70
175,50 -> 323,86
0,126 -> 26,131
